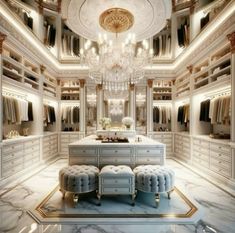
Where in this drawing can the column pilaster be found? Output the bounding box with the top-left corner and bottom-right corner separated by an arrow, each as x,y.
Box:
79,79 -> 86,134
227,32 -> 235,179
0,32 -> 7,142
129,84 -> 136,130
96,84 -> 104,129
147,79 -> 153,133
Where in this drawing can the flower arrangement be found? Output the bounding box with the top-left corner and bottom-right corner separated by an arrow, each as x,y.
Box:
99,117 -> 111,129
122,117 -> 134,129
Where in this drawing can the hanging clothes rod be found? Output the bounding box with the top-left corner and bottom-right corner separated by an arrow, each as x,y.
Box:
204,87 -> 231,98
2,88 -> 27,100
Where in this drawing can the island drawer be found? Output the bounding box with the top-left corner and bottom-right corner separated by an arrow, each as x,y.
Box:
135,156 -> 162,165
100,148 -> 133,156
69,147 -> 97,156
136,147 -> 163,156
99,155 -> 133,165
69,155 -> 98,165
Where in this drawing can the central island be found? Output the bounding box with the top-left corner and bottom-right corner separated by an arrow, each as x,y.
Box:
69,135 -> 166,168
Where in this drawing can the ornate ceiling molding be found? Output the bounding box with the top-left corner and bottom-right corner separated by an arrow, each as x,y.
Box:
62,0 -> 172,42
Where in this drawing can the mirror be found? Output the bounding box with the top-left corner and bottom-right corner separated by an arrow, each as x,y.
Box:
136,86 -> 147,135
103,90 -> 129,128
86,86 -> 97,135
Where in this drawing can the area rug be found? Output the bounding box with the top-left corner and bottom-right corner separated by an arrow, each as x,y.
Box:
28,185 -> 202,224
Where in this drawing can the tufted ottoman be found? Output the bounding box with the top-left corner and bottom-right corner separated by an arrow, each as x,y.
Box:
59,165 -> 99,205
133,165 -> 175,207
98,165 -> 135,206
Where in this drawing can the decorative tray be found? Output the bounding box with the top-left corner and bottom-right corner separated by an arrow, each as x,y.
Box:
101,139 -> 129,143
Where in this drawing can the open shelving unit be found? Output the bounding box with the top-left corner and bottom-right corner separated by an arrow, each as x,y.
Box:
174,71 -> 190,98
192,43 -> 231,92
2,45 -> 41,92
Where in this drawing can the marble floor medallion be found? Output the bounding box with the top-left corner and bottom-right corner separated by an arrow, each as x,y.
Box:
28,185 -> 202,224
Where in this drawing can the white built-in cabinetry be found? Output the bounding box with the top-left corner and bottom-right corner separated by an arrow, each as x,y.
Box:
42,133 -> 58,161
148,132 -> 173,157
59,132 -> 84,156
1,136 -> 40,179
192,137 -> 232,179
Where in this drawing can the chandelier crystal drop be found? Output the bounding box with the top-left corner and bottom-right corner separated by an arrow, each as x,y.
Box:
80,8 -> 153,91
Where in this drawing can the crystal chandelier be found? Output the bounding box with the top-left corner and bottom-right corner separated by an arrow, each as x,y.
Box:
80,8 -> 153,91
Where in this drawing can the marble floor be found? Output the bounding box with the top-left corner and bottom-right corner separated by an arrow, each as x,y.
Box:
0,158 -> 235,233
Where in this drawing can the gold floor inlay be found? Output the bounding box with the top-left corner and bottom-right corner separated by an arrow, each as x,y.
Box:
35,186 -> 198,219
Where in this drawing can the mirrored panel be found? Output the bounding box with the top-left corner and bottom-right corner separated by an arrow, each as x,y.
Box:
86,86 -> 97,135
104,90 -> 129,128
136,86 -> 147,135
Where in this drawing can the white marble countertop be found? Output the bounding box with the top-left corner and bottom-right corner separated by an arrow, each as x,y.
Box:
69,135 -> 165,147
1,135 -> 41,145
192,135 -> 230,145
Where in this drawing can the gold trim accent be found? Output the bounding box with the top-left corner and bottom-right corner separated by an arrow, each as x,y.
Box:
35,186 -> 198,219
99,8 -> 134,34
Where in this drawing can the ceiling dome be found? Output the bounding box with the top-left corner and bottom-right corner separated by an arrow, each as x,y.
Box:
61,0 -> 172,42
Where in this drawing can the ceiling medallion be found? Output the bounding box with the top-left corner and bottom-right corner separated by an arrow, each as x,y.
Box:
99,8 -> 134,33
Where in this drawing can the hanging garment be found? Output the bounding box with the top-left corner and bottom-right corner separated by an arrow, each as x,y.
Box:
199,99 -> 210,122
3,96 -> 33,124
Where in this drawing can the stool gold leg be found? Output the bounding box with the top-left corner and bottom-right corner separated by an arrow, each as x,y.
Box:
167,189 -> 174,200
155,193 -> 160,208
97,192 -> 101,206
60,189 -> 66,199
131,190 -> 137,206
73,193 -> 79,207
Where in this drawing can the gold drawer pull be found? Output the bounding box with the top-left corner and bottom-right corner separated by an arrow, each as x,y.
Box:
83,150 -> 86,153
146,150 -> 150,153
115,180 -> 118,183
115,189 -> 118,192
115,150 -> 118,153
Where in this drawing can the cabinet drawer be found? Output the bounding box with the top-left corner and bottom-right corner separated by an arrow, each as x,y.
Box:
69,156 -> 98,165
101,178 -> 132,185
182,137 -> 190,143
136,147 -> 163,156
210,150 -> 231,162
24,146 -> 40,155
193,146 -> 209,155
60,137 -> 70,143
2,150 -> 23,162
24,139 -> 39,149
210,164 -> 231,178
3,143 -> 23,154
193,139 -> 209,148
102,187 -> 132,194
100,148 -> 132,156
69,147 -> 97,156
210,157 -> 231,171
193,151 -> 209,162
69,135 -> 80,140
2,157 -> 23,171
210,143 -> 230,154
193,156 -> 209,168
135,156 -> 162,165
99,155 -> 133,164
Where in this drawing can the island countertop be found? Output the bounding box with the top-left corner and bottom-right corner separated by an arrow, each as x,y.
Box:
69,135 -> 165,147
68,135 -> 166,167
